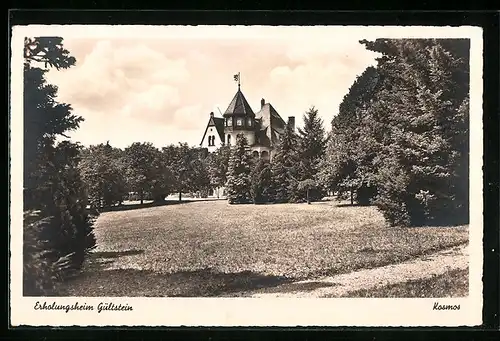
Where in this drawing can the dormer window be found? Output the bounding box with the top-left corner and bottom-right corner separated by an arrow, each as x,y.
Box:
227,118 -> 232,127
246,118 -> 252,127
236,118 -> 244,126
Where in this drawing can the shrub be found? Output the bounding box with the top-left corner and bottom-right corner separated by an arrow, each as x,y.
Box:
23,212 -> 68,296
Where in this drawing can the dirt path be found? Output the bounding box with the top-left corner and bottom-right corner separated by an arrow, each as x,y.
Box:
230,244 -> 468,298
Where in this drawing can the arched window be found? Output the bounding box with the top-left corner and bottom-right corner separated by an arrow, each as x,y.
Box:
261,151 -> 269,160
227,134 -> 231,145
209,136 -> 214,146
252,151 -> 259,159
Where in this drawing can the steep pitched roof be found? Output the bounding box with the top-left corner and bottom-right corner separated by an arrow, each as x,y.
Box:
200,115 -> 225,145
212,117 -> 225,141
223,88 -> 255,117
254,103 -> 286,147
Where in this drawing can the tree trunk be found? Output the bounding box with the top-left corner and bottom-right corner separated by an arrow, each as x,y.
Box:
140,191 -> 144,205
307,189 -> 311,205
350,188 -> 354,205
178,191 -> 182,202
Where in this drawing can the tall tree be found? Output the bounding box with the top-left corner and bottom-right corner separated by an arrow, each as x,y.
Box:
23,38 -> 83,210
123,142 -> 162,204
207,145 -> 231,197
296,106 -> 327,201
250,159 -> 272,204
270,123 -> 300,203
359,38 -> 470,226
23,37 -> 96,295
162,143 -> 203,202
226,134 -> 253,204
79,143 -> 127,209
149,148 -> 175,203
319,66 -> 381,205
189,155 -> 212,197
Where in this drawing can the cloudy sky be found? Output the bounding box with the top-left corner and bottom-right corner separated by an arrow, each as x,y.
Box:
44,26 -> 381,148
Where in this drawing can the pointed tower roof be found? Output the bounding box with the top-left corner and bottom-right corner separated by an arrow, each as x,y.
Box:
223,88 -> 255,117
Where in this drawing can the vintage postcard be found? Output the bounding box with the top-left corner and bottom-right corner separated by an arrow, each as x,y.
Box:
10,25 -> 483,327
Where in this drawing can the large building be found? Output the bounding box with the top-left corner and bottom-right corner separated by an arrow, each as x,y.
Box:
199,84 -> 295,160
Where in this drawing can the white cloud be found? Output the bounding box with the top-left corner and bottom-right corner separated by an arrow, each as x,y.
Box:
43,30 -> 379,148
47,39 -> 190,116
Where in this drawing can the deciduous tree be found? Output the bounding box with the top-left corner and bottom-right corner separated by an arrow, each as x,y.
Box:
79,143 -> 127,208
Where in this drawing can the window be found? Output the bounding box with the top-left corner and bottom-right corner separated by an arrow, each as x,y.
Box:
227,118 -> 232,126
207,135 -> 217,146
236,118 -> 243,126
227,134 -> 231,145
247,118 -> 252,127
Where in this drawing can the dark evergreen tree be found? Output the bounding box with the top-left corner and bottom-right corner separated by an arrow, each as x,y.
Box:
23,37 -> 96,295
296,106 -> 327,201
318,66 -> 381,205
359,38 -> 470,226
226,134 -> 253,204
270,123 -> 300,203
250,159 -> 272,204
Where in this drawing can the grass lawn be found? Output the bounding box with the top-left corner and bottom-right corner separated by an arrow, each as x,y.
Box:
341,269 -> 469,298
63,200 -> 468,297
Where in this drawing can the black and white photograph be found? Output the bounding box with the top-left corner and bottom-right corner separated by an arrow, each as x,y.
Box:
10,25 -> 483,327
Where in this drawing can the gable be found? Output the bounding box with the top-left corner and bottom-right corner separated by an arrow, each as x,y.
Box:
200,116 -> 225,146
255,103 -> 286,147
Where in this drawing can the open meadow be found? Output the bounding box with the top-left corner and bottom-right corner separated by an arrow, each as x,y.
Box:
62,199 -> 469,297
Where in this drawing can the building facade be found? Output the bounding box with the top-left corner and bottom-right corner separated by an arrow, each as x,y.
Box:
200,85 -> 295,160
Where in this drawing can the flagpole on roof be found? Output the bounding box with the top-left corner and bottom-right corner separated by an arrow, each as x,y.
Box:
234,72 -> 241,89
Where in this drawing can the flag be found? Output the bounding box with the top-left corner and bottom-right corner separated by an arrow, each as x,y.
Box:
233,73 -> 239,82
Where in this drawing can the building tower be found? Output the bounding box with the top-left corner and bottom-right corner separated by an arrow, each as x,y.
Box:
223,75 -> 256,146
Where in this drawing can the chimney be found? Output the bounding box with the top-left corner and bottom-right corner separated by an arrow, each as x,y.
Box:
261,98 -> 265,108
287,116 -> 295,131
210,112 -> 214,117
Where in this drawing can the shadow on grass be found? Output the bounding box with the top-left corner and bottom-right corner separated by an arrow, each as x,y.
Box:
234,280 -> 339,296
99,199 -> 223,213
63,267 -> 319,297
335,203 -> 372,208
93,249 -> 144,259
337,268 -> 469,298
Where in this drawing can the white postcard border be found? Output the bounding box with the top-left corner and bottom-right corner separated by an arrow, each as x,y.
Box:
10,25 -> 483,327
